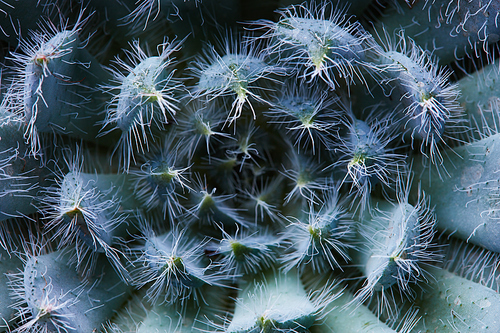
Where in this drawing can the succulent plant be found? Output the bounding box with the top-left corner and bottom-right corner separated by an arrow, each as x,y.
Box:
1,0 -> 500,332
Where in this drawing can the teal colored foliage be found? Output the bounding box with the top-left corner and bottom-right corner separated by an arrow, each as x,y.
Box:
1,0 -> 500,332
